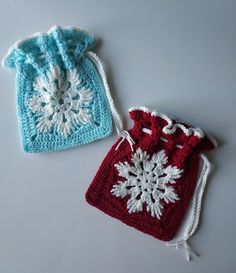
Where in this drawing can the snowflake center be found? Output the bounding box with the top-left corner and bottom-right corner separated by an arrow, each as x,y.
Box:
111,148 -> 183,219
28,66 -> 94,137
138,174 -> 155,193
51,90 -> 72,112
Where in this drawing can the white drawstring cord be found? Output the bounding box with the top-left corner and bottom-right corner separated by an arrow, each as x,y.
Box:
166,154 -> 211,261
166,237 -> 199,261
87,51 -> 135,151
115,130 -> 135,152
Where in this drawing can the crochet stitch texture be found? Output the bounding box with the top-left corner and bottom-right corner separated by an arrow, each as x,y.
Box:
111,147 -> 183,219
3,26 -> 113,152
86,106 -> 216,242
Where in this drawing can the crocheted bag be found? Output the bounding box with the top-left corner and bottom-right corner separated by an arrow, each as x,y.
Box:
2,26 -> 123,152
86,106 -> 217,260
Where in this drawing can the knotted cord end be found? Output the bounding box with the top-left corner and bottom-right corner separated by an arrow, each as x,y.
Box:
166,239 -> 199,261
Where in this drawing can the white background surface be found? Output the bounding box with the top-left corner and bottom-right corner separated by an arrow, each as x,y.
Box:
0,1 -> 235,272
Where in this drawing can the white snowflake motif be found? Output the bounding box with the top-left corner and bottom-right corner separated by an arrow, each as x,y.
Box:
111,148 -> 183,219
28,65 -> 94,137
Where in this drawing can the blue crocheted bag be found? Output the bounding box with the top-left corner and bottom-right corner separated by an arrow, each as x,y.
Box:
3,26 -> 123,153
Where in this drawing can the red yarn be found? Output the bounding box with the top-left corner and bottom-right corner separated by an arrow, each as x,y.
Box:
86,108 -> 215,241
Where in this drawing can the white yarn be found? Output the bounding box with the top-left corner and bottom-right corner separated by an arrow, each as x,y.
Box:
129,106 -> 204,138
142,128 -> 183,149
115,130 -> 135,151
87,51 -> 135,150
111,148 -> 183,219
166,153 -> 211,261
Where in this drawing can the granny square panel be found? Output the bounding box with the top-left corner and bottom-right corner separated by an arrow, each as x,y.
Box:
86,106 -> 217,259
3,26 -> 113,152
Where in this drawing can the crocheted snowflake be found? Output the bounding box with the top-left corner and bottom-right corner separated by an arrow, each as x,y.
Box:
111,148 -> 183,219
28,66 -> 93,137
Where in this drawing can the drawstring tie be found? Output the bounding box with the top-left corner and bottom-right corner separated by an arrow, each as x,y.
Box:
87,51 -> 135,151
115,130 -> 135,151
166,238 -> 199,261
166,154 -> 212,261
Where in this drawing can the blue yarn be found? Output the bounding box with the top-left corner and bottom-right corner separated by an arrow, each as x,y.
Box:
3,26 -> 113,153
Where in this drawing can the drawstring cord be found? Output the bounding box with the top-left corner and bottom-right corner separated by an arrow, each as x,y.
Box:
166,238 -> 199,261
166,154 -> 211,261
87,51 -> 135,151
115,130 -> 135,151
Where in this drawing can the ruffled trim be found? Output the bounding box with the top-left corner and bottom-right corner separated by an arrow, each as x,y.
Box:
2,25 -> 95,69
129,106 -> 204,138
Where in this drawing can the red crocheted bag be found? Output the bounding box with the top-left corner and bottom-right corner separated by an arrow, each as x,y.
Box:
86,106 -> 216,259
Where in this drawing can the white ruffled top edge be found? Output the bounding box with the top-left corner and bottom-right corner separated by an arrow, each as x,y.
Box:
129,106 -> 205,138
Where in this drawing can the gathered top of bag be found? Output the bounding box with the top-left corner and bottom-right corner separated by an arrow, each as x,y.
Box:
3,26 -> 123,153
128,106 -> 217,153
3,25 -> 95,70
